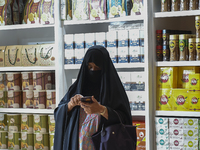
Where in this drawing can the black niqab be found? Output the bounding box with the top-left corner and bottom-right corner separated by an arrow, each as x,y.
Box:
54,46 -> 132,150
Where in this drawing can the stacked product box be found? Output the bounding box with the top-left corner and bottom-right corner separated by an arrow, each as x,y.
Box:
74,34 -> 85,64
0,113 -> 8,149
107,31 -> 118,63
133,121 -> 146,150
64,34 -> 74,64
95,32 -> 106,47
155,117 -> 169,150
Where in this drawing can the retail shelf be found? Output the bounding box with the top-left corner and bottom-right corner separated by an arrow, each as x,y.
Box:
0,108 -> 54,114
63,15 -> 144,25
155,10 -> 200,18
156,111 -> 200,117
131,111 -> 145,116
156,61 -> 200,67
0,66 -> 56,72
64,63 -> 145,70
0,24 -> 54,31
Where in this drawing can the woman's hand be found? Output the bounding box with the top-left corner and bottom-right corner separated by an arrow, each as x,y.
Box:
68,94 -> 83,112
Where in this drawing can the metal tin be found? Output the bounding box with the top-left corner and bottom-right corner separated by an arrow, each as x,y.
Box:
195,16 -> 200,38
21,72 -> 33,90
7,90 -> 22,108
21,132 -> 33,150
0,131 -> 8,149
21,114 -> 33,133
0,73 -> 6,91
23,90 -> 34,109
188,38 -> 196,61
0,114 -> 7,131
33,72 -> 52,90
46,90 -> 56,109
33,115 -> 48,134
0,91 -> 7,108
49,134 -> 54,150
196,38 -> 200,60
170,35 -> 179,61
8,132 -> 21,150
33,91 -> 46,109
6,72 -> 21,91
7,114 -> 21,132
48,115 -> 55,135
34,133 -> 49,150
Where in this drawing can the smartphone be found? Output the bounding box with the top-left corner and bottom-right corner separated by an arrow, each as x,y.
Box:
81,96 -> 93,103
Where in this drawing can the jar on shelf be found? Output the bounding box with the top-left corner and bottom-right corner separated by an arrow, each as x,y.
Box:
156,45 -> 163,61
188,38 -> 196,61
196,38 -> 200,60
195,16 -> 200,38
180,0 -> 189,10
179,34 -> 188,61
156,30 -> 163,46
170,35 -> 179,61
189,0 -> 198,10
171,0 -> 180,11
161,0 -> 171,12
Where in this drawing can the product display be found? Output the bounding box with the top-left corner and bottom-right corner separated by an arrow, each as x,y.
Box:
0,0 -> 13,26
40,0 -> 54,25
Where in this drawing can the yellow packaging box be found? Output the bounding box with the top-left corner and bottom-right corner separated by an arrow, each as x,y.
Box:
178,67 -> 200,88
172,89 -> 189,111
21,45 -> 40,66
157,89 -> 172,111
189,74 -> 200,90
189,91 -> 200,111
157,67 -> 178,88
39,44 -> 55,66
0,46 -> 6,67
4,45 -> 22,67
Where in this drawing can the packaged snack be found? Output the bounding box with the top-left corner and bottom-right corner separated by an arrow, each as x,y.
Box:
157,89 -> 172,111
130,0 -> 144,16
169,137 -> 184,149
107,0 -> 127,19
72,0 -> 88,21
40,0 -> 54,24
183,118 -> 198,129
183,139 -> 198,150
0,0 -> 13,26
39,44 -> 55,66
169,118 -> 184,128
169,128 -> 183,138
0,46 -> 6,67
172,89 -> 189,111
183,129 -> 198,139
88,0 -> 107,20
188,91 -> 200,111
157,67 -> 178,89
188,74 -> 200,90
155,117 -> 168,128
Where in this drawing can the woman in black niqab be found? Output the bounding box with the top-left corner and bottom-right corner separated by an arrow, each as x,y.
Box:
54,45 -> 132,150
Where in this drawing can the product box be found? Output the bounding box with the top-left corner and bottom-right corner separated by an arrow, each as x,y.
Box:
130,0 -> 144,16
157,67 -> 178,89
107,0 -> 126,19
118,30 -> 128,47
169,118 -> 184,129
183,118 -> 198,129
0,46 -> 5,67
74,34 -> 85,49
65,49 -> 74,64
130,72 -> 145,91
39,44 -> 56,66
183,129 -> 198,139
139,46 -> 144,63
106,31 -> 117,47
0,73 -> 6,91
107,47 -> 117,63
129,46 -> 140,62
188,91 -> 200,111
85,33 -> 95,49
137,128 -> 146,141
172,89 -> 189,111
72,0 -> 88,21
61,4 -> 66,20
137,141 -> 146,150
118,47 -> 129,63
183,139 -> 198,150
169,128 -> 183,138
169,137 -> 184,148
188,74 -> 200,91
21,45 -> 40,66
139,30 -> 144,47
5,45 -> 22,67
64,34 -> 74,50
129,29 -> 140,47
74,49 -> 85,64
157,89 -> 172,111
155,117 -> 168,128
88,0 -> 107,20
126,91 -> 147,102
156,136 -> 169,148
156,127 -> 169,137
177,67 -> 199,88
95,32 -> 106,47
118,72 -> 131,91
130,101 -> 145,110
40,0 -> 54,25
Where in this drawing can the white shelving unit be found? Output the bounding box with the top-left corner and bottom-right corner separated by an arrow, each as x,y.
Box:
132,111 -> 146,116
156,111 -> 200,117
155,10 -> 200,18
0,66 -> 56,71
156,61 -> 200,67
0,108 -> 54,114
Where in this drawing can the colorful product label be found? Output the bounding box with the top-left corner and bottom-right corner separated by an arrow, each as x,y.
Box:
157,89 -> 172,111
189,74 -> 200,90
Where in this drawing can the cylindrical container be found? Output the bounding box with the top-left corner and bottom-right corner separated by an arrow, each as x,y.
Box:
33,115 -> 48,134
189,0 -> 198,10
33,72 -> 52,90
46,90 -> 56,109
49,134 -> 54,150
188,38 -> 196,61
0,91 -> 7,108
195,16 -> 200,38
8,132 -> 21,150
0,132 -> 8,149
48,115 -> 55,135
7,114 -> 21,132
7,90 -> 22,108
23,90 -> 34,109
21,114 -> 33,133
6,72 -> 21,91
33,91 -> 46,109
156,45 -> 163,61
161,0 -> 171,12
0,114 -> 7,131
34,133 -> 49,150
180,0 -> 189,10
179,34 -> 188,61
156,30 -> 163,46
163,29 -> 171,46
21,132 -> 33,150
51,72 -> 55,90
0,73 -> 6,91
171,0 -> 180,11
196,38 -> 200,60
170,35 -> 179,61
21,72 -> 33,90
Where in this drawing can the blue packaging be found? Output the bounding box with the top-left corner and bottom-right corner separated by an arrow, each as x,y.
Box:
74,49 -> 85,64
64,34 -> 74,49
129,29 -> 140,46
129,46 -> 140,63
118,47 -> 129,63
118,30 -> 128,47
139,46 -> 144,63
85,33 -> 95,49
95,32 -> 106,47
107,31 -> 117,47
74,33 -> 85,49
65,49 -> 74,64
107,47 -> 117,63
